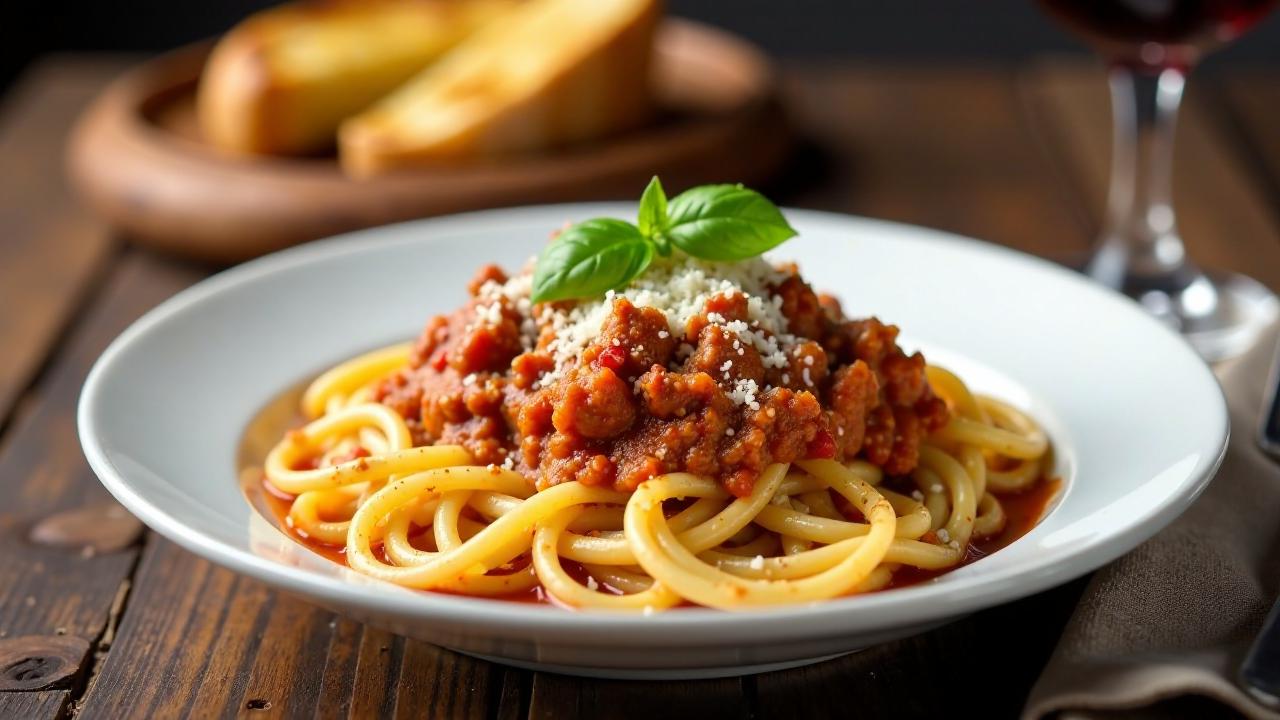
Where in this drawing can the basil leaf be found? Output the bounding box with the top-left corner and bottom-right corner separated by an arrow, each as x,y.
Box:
531,219 -> 654,303
637,176 -> 668,241
665,184 -> 797,261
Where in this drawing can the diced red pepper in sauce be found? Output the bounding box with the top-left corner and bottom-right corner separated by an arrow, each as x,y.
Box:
806,429 -> 836,459
595,345 -> 628,372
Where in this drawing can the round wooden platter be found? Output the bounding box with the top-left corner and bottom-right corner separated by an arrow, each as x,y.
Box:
68,19 -> 791,264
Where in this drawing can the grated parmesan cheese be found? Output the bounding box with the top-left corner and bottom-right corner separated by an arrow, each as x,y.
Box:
475,255 -> 803,404
728,378 -> 761,411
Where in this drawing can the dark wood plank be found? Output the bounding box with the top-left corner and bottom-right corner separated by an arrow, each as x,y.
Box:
313,618 -> 363,719
1221,71 -> 1280,229
492,666 -> 531,720
0,691 -> 69,719
185,571 -> 274,713
80,535 -> 519,718
238,595 -> 334,717
529,675 -> 748,720
0,247 -> 203,719
76,539 -> 285,718
1020,61 -> 1280,290
774,64 -> 1094,263
393,639 -> 498,719
349,628 -> 403,719
0,56 -> 128,429
0,65 -> 141,719
753,577 -> 1089,718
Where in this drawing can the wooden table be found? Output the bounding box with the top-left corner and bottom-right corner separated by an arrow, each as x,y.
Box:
3,54 -> 1280,719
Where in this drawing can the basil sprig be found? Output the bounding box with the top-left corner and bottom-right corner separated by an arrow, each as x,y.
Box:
530,177 -> 797,303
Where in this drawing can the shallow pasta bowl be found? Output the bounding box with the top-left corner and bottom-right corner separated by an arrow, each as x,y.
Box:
78,203 -> 1228,679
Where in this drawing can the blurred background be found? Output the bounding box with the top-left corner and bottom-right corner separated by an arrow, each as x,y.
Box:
7,0 -> 1280,92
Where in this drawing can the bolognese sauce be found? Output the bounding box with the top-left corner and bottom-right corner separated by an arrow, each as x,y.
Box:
375,256 -> 949,498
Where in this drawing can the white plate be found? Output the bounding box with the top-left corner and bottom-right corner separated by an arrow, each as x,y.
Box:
79,204 -> 1228,679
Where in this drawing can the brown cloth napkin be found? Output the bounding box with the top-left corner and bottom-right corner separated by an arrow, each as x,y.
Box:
1025,323 -> 1280,720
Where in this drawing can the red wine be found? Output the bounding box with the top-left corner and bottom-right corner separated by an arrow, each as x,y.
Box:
1039,0 -> 1279,69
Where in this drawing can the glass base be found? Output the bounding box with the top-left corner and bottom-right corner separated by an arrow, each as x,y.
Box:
1085,237 -> 1278,360
1123,270 -> 1277,362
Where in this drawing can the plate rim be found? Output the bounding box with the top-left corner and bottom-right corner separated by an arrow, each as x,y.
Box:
78,203 -> 1230,643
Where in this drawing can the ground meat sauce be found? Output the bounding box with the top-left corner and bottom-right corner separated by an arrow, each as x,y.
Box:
374,261 -> 950,498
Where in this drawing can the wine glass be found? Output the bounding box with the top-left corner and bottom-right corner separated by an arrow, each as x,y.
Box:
1038,0 -> 1280,360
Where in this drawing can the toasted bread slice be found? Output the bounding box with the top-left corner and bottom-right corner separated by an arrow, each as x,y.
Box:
198,0 -> 513,156
339,0 -> 661,176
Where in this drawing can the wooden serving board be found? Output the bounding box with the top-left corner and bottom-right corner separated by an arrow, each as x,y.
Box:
67,19 -> 790,264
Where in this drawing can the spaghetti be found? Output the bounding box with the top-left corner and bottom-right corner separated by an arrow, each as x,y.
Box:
262,339 -> 1052,611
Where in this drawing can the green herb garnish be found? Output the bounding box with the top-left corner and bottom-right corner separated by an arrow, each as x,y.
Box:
530,177 -> 797,303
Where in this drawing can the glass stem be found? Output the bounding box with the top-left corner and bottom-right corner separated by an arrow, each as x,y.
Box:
1087,64 -> 1200,293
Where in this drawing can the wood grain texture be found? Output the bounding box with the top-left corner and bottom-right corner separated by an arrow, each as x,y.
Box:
528,675 -> 748,720
29,501 -> 143,553
0,57 -> 125,433
80,536 -> 524,718
0,251 -> 197,634
0,691 -> 69,720
753,577 -> 1089,719
774,64 -> 1095,263
0,635 -> 92,691
1020,61 -> 1280,291
0,249 -> 201,719
1222,71 -> 1280,225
